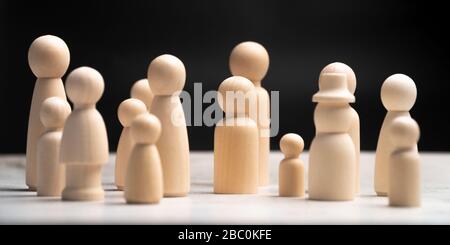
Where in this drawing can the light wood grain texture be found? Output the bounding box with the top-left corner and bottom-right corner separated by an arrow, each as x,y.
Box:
36,97 -> 71,196
131,79 -> 153,110
309,73 -> 356,201
148,54 -> 190,197
60,67 -> 109,201
1,152 -> 450,224
375,74 -> 417,196
125,114 -> 163,204
214,76 -> 259,194
115,98 -> 147,190
230,41 -> 270,186
320,62 -> 360,193
388,117 -> 421,207
279,133 -> 305,197
26,35 -> 70,190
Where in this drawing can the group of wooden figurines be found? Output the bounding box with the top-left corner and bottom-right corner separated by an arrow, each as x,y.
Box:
278,70 -> 421,208
25,35 -> 420,207
26,35 -> 190,203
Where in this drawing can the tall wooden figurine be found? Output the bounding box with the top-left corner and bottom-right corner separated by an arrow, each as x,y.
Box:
309,73 -> 356,201
279,133 -> 305,198
320,62 -> 360,193
375,74 -> 417,196
26,35 -> 70,190
131,78 -> 153,110
125,114 -> 163,204
230,41 -> 270,186
388,117 -> 421,207
60,67 -> 109,201
148,54 -> 190,197
214,76 -> 259,194
37,97 -> 71,196
115,98 -> 147,190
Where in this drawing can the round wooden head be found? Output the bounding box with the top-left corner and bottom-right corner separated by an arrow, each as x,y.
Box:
28,35 -> 70,78
118,98 -> 147,127
389,117 -> 420,148
131,113 -> 162,144
40,97 -> 71,129
65,67 -> 105,107
147,54 -> 186,96
381,74 -> 417,111
320,62 -> 356,94
229,41 -> 269,83
130,79 -> 153,109
280,133 -> 304,158
218,76 -> 255,115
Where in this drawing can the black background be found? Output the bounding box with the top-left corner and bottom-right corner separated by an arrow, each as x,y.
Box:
0,0 -> 448,153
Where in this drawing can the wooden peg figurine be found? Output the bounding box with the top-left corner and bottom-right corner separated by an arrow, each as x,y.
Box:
375,74 -> 417,196
309,73 -> 356,201
36,97 -> 71,196
60,67 -> 109,201
320,62 -> 360,193
279,133 -> 305,198
26,35 -> 70,190
388,117 -> 421,207
148,54 -> 190,197
230,41 -> 271,186
115,98 -> 147,190
125,113 -> 163,204
214,76 -> 259,194
131,78 -> 153,110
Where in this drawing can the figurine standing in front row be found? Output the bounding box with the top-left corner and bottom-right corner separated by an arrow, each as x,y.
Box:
279,133 -> 305,198
60,67 -> 109,201
308,73 -> 356,201
388,117 -> 421,207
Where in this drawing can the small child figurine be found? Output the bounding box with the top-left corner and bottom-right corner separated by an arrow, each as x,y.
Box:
279,133 -> 305,197
125,113 -> 163,204
388,116 -> 421,207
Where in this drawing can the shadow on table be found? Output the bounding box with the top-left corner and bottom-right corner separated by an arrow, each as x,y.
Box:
0,187 -> 30,192
0,194 -> 36,199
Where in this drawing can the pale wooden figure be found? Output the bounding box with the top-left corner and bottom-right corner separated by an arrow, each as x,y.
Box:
131,78 -> 153,110
388,117 -> 421,207
230,41 -> 270,186
279,133 -> 305,197
375,74 -> 417,196
309,73 -> 356,201
214,76 -> 259,194
148,54 -> 190,197
115,98 -> 147,190
36,97 -> 71,196
320,62 -> 360,193
26,35 -> 70,190
125,114 -> 163,204
60,67 -> 109,201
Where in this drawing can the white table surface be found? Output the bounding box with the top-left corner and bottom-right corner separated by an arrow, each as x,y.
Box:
0,151 -> 449,224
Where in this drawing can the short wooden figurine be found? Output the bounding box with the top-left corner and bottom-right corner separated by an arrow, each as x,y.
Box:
214,76 -> 259,194
279,133 -> 305,198
125,113 -> 163,204
115,98 -> 147,190
60,67 -> 109,201
36,97 -> 71,196
388,117 -> 421,207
